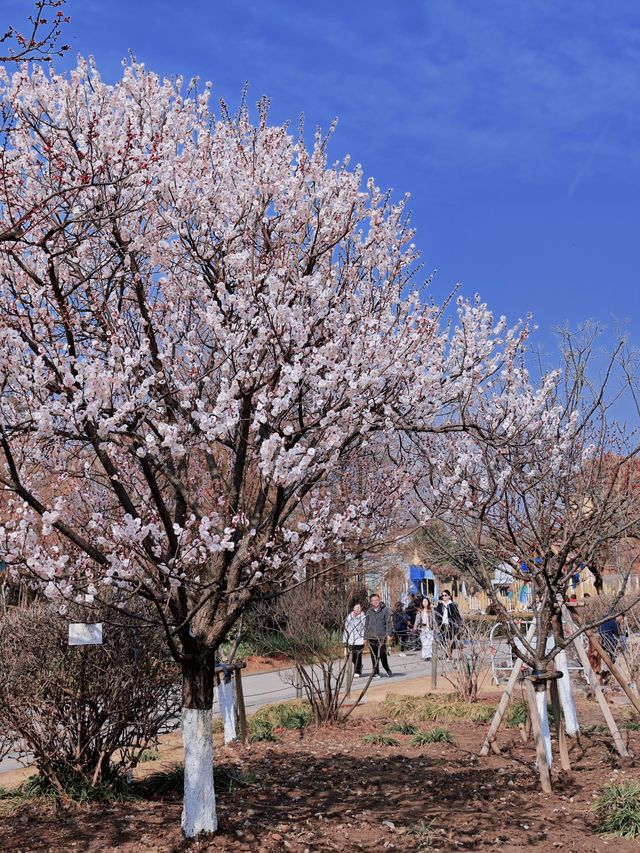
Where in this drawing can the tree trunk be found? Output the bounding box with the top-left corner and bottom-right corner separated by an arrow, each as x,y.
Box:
535,684 -> 553,768
555,650 -> 579,736
181,660 -> 216,838
217,676 -> 237,744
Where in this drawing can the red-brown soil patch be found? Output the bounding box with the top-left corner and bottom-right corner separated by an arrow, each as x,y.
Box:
1,703 -> 639,852
242,654 -> 292,675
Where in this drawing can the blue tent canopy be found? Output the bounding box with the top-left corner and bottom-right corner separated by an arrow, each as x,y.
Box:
409,565 -> 435,582
408,565 -> 435,594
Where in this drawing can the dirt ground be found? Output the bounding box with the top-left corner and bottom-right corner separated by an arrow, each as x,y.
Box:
1,688 -> 639,853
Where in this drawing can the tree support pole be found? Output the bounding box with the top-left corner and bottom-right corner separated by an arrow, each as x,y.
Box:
234,668 -> 248,744
562,606 -> 628,758
586,630 -> 640,718
480,621 -> 537,756
430,640 -> 438,690
523,678 -> 552,794
549,675 -> 571,771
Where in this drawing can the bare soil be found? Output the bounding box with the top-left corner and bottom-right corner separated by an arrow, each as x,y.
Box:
1,695 -> 639,852
242,655 -> 293,676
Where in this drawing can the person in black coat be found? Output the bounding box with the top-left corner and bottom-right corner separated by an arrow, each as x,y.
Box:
434,589 -> 462,652
364,593 -> 394,677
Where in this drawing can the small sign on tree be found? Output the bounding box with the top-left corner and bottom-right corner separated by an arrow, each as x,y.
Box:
68,623 -> 103,646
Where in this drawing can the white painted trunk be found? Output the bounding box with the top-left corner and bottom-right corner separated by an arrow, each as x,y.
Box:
181,708 -> 217,837
535,688 -> 553,768
555,650 -> 580,736
217,679 -> 237,744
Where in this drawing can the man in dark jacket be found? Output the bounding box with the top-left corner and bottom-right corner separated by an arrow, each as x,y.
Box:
365,593 -> 394,677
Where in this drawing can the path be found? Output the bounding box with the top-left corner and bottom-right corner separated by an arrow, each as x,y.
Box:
225,646 -> 440,715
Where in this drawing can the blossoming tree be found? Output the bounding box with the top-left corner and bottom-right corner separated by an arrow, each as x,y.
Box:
414,326 -> 640,785
0,59 -> 536,835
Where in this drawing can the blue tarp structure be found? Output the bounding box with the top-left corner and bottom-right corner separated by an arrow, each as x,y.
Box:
408,565 -> 434,594
519,584 -> 531,605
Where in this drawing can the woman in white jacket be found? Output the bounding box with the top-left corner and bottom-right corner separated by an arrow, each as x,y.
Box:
414,597 -> 434,661
343,603 -> 366,677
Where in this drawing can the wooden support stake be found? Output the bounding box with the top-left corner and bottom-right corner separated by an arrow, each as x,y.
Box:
562,606 -> 629,758
430,641 -> 438,690
587,630 -> 640,718
480,621 -> 537,756
234,667 -> 248,744
524,678 -> 553,794
549,677 -> 571,771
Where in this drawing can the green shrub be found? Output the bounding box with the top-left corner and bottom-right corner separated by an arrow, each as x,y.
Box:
0,787 -> 18,801
249,718 -> 277,742
252,701 -> 310,731
505,699 -> 528,727
594,782 -> 640,838
19,771 -> 129,804
280,708 -> 310,730
384,721 -> 418,735
411,728 -> 454,746
139,749 -> 160,763
503,699 -> 554,728
135,765 -> 184,796
362,734 -> 400,747
135,763 -> 254,798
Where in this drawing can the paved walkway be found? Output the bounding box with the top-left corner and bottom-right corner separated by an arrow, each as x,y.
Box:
225,647 -> 439,716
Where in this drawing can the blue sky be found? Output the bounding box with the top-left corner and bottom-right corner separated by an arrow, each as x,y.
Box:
5,0 -> 640,368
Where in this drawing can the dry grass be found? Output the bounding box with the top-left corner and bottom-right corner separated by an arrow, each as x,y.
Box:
380,693 -> 496,724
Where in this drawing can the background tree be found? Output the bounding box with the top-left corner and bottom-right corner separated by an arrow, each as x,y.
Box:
415,326 -> 640,705
0,60 -> 545,836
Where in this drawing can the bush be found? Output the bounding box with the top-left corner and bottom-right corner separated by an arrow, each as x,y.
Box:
0,604 -> 180,798
384,721 -> 418,735
249,718 -> 277,742
253,587 -> 360,724
505,699 -> 529,727
251,701 -> 310,731
21,771 -> 130,804
410,727 -> 454,746
594,782 -> 640,838
362,734 -> 399,747
135,764 -> 254,798
504,699 -> 554,728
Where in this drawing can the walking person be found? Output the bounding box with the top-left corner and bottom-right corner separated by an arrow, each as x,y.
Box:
364,593 -> 394,678
598,615 -> 623,662
435,589 -> 462,655
393,601 -> 412,656
414,596 -> 434,661
343,602 -> 366,677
